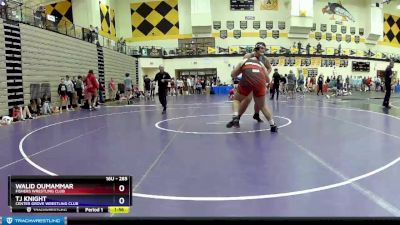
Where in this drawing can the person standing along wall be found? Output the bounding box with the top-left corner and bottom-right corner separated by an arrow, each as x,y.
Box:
383,60 -> 394,109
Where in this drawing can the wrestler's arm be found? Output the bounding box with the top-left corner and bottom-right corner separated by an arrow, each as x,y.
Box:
264,59 -> 272,76
231,60 -> 246,78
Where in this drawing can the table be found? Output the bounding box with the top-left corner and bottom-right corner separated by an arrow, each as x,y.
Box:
211,86 -> 233,95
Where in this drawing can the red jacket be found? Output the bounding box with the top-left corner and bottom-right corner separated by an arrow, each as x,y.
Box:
86,73 -> 99,92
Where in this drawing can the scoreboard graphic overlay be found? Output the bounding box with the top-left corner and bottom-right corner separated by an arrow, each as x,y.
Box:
8,176 -> 132,214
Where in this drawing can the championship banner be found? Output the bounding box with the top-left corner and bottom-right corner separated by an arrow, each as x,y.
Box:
240,21 -> 247,30
295,57 -> 301,66
227,21 -> 234,30
302,68 -> 308,76
311,57 -> 321,67
272,30 -> 279,39
279,56 -> 285,66
233,30 -> 241,39
220,30 -> 227,39
335,59 -> 341,66
253,21 -> 261,30
213,21 -> 221,30
341,26 -> 347,34
259,30 -> 267,38
326,47 -> 335,55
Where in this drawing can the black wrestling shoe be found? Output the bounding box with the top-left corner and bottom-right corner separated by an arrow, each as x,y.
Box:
270,124 -> 278,133
226,116 -> 240,128
253,113 -> 263,122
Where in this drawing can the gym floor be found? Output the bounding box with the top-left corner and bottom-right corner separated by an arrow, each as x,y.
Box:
1,92 -> 400,217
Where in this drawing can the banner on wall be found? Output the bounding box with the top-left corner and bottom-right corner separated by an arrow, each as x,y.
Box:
320,24 -> 327,32
346,35 -> 351,43
278,21 -> 285,30
301,58 -> 311,66
335,59 -> 341,67
290,47 -> 297,54
315,32 -> 322,40
213,21 -> 221,30
331,25 -> 337,33
311,57 -> 321,67
311,23 -> 316,32
220,30 -> 227,39
259,30 -> 267,38
326,33 -> 332,41
343,49 -> 350,56
266,21 -> 273,30
233,30 -> 241,39
253,21 -> 261,30
260,0 -> 278,10
355,35 -> 360,43
341,26 -> 347,34
270,57 -> 279,66
227,21 -> 234,30
356,50 -> 364,57
295,57 -> 301,66
302,68 -> 308,76
279,56 -> 285,66
272,30 -> 279,39
376,52 -> 382,59
240,21 -> 247,30
336,34 -> 342,42
350,27 -> 355,35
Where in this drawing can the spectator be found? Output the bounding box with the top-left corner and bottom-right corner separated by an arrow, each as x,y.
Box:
34,5 -> 45,28
151,80 -> 156,98
28,99 -> 41,117
287,70 -> 296,99
297,71 -> 305,94
84,70 -> 99,111
108,78 -> 117,101
375,76 -> 382,92
316,42 -> 322,54
297,42 -> 302,54
65,75 -> 74,110
270,69 -> 280,100
317,75 -> 324,95
143,75 -> 151,99
306,43 -> 311,55
75,76 -> 83,105
94,27 -> 99,42
98,79 -> 105,104
124,73 -> 133,104
41,95 -> 52,115
58,78 -> 68,113
12,105 -> 33,121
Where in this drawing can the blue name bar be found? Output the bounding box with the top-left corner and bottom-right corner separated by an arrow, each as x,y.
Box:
1,217 -> 65,225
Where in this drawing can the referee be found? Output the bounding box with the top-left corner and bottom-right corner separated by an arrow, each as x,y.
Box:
154,65 -> 171,114
383,60 -> 394,109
